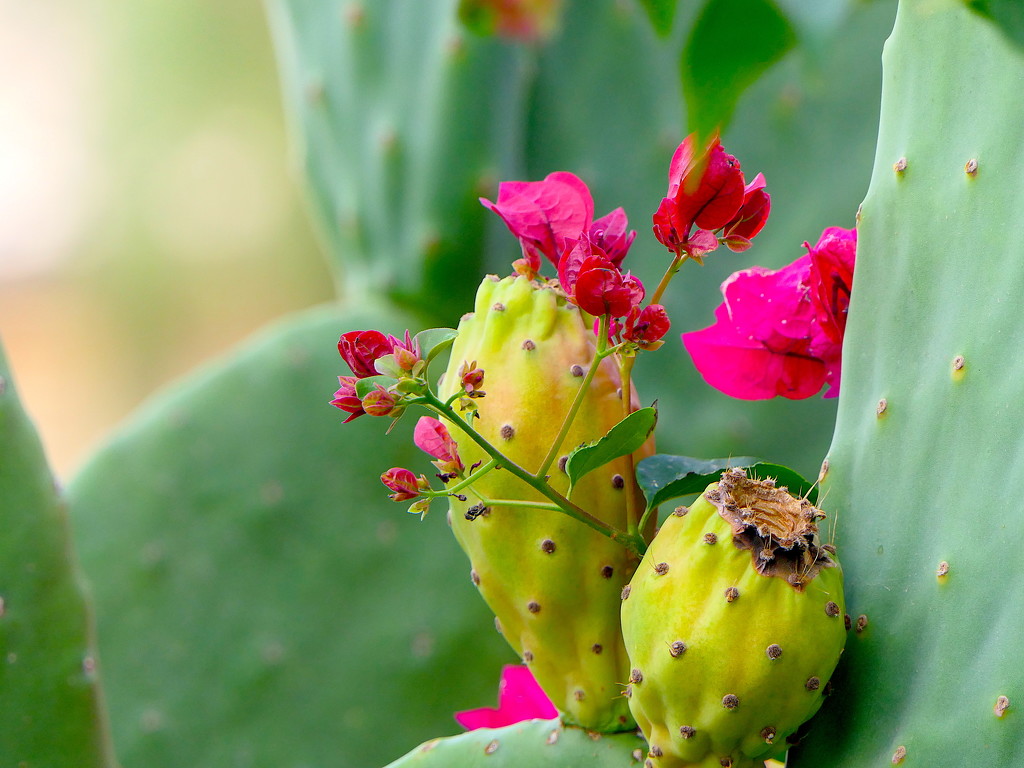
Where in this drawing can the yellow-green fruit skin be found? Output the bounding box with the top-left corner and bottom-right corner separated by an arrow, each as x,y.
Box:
621,484 -> 846,767
440,274 -> 652,733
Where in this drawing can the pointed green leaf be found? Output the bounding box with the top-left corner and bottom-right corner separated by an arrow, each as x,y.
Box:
681,0 -> 797,136
637,454 -> 817,512
565,407 -> 657,491
384,718 -> 646,767
414,328 -> 459,366
0,342 -> 117,767
356,374 -> 401,398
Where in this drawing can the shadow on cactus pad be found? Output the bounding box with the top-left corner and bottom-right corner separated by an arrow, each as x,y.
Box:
68,304 -> 515,768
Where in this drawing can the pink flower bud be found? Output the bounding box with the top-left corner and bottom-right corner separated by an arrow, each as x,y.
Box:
388,330 -> 422,372
361,386 -> 400,417
330,376 -> 365,422
459,361 -> 485,395
414,417 -> 464,474
573,256 -> 645,318
380,467 -> 425,502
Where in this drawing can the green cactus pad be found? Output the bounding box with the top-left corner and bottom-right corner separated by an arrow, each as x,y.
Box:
384,718 -> 646,768
0,343 -> 117,768
439,275 -> 653,732
265,0 -> 527,319
791,1 -> 1024,765
67,304 -> 515,767
622,470 -> 845,768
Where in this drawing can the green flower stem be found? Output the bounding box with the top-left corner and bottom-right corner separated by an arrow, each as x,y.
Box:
535,314 -> 612,479
635,503 -> 658,543
466,493 -> 563,513
649,251 -> 686,306
440,459 -> 497,495
617,354 -> 642,542
416,391 -> 642,555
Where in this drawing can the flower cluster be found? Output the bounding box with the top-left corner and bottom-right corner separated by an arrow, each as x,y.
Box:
653,133 -> 770,262
682,227 -> 856,400
481,173 -> 670,349
330,330 -> 422,422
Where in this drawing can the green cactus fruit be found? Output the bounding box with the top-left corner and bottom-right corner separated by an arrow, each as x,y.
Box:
621,468 -> 845,768
439,274 -> 653,733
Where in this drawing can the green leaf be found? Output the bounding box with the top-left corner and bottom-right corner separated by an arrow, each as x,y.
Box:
637,0 -> 678,36
414,328 -> 458,366
565,407 -> 657,491
384,718 -> 646,767
636,454 -> 817,512
356,374 -> 400,398
964,0 -> 1024,50
681,0 -> 797,136
0,342 -> 117,767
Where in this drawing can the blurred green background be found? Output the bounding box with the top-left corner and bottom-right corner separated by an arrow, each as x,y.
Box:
0,0 -> 330,478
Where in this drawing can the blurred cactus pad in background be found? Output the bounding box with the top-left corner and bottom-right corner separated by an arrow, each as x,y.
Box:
11,0 -> 1024,766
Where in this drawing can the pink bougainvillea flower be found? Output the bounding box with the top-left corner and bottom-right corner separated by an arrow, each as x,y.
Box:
806,226 -> 856,344
683,255 -> 828,400
721,173 -> 771,252
653,133 -> 767,262
388,329 -> 422,373
338,330 -> 394,378
682,227 -> 856,400
380,467 -> 428,502
481,171 -> 594,272
574,257 -> 644,318
482,173 -> 635,276
330,376 -> 365,422
454,665 -> 558,730
557,236 -> 643,318
414,416 -> 464,476
589,207 -> 636,267
623,304 -> 671,349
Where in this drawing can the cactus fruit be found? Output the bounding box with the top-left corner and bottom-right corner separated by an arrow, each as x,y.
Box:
621,468 -> 845,767
439,274 -> 653,732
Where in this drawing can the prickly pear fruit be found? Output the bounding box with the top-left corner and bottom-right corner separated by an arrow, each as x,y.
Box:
621,468 -> 845,767
440,273 -> 652,732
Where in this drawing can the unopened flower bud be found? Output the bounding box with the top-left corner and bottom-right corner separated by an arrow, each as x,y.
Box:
330,376 -> 365,422
380,467 -> 429,502
362,386 -> 400,417
459,360 -> 485,395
